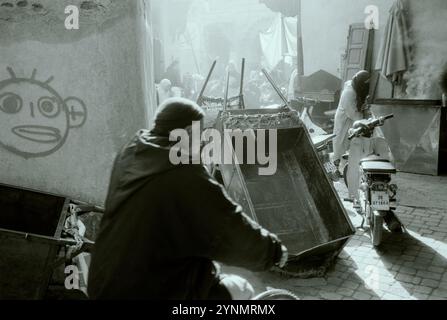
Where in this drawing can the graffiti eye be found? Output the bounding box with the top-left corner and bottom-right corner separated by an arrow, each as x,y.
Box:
38,96 -> 60,118
0,92 -> 23,114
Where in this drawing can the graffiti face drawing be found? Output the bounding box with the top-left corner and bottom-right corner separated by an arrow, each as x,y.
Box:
0,67 -> 87,158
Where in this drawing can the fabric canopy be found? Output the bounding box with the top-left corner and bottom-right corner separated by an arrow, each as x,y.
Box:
375,0 -> 411,84
259,0 -> 300,17
260,14 -> 297,70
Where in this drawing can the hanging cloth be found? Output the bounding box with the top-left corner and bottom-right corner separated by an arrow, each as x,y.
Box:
375,0 -> 411,85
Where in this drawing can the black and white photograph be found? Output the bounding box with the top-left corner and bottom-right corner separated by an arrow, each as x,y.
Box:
0,0 -> 446,306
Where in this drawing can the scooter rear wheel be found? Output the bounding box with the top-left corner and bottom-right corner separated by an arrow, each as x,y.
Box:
371,211 -> 384,247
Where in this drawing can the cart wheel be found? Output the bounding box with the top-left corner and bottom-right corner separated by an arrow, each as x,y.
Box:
371,211 -> 384,247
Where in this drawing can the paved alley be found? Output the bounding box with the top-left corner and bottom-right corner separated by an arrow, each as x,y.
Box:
225,172 -> 447,300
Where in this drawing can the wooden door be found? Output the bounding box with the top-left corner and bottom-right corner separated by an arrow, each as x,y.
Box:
342,23 -> 374,83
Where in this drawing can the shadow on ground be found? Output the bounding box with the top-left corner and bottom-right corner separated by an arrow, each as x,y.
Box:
222,252 -> 382,300
374,229 -> 447,299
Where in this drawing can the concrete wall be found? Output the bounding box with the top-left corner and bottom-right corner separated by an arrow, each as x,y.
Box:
402,0 -> 447,99
0,0 -> 156,205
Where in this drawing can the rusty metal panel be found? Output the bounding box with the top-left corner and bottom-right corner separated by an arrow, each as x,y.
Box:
0,184 -> 67,299
372,101 -> 442,176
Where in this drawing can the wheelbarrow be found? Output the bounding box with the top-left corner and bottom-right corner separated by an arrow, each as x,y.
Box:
214,108 -> 355,277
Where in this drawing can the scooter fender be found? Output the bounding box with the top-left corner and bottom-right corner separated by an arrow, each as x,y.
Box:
375,210 -> 388,218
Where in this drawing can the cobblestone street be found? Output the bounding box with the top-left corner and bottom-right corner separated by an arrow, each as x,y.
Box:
225,173 -> 447,300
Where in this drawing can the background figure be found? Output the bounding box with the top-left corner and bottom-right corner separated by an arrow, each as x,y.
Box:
332,70 -> 371,173
287,68 -> 299,101
182,72 -> 195,100
156,79 -> 173,105
163,60 -> 182,87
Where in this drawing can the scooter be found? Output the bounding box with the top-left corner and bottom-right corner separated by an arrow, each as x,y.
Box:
342,114 -> 403,247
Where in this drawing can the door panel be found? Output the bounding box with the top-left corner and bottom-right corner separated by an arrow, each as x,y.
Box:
342,23 -> 374,83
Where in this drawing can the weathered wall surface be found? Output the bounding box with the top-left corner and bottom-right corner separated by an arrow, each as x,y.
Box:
402,0 -> 447,99
0,0 -> 155,205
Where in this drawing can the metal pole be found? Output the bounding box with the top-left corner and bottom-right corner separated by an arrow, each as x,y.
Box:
295,0 -> 304,98
196,60 -> 217,105
239,58 -> 246,109
297,0 -> 304,77
223,70 -> 230,111
262,68 -> 288,106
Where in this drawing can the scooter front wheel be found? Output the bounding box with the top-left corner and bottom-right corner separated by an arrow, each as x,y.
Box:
371,211 -> 384,247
